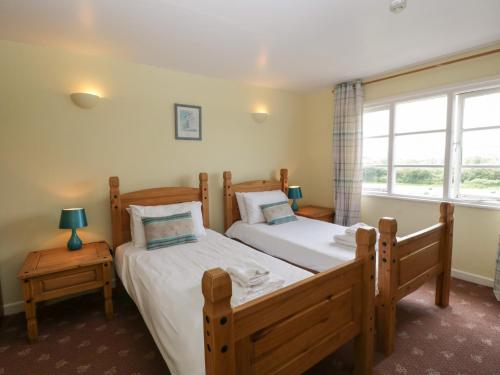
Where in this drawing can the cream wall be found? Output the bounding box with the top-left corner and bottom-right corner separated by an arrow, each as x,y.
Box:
1,40 -> 499,310
0,41 -> 306,307
301,47 -> 500,282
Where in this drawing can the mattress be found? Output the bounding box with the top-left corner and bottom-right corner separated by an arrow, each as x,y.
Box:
114,229 -> 311,375
225,216 -> 360,272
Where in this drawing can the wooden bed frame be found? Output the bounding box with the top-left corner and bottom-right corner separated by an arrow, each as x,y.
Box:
109,174 -> 209,249
223,169 -> 454,356
109,173 -> 377,374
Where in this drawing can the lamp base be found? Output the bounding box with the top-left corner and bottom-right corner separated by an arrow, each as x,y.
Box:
67,229 -> 83,251
291,199 -> 299,212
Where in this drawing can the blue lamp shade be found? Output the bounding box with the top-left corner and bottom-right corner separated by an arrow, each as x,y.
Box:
288,186 -> 302,211
59,208 -> 87,250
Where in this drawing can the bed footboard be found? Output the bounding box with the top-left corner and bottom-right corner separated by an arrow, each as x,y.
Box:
376,202 -> 454,356
202,227 -> 377,375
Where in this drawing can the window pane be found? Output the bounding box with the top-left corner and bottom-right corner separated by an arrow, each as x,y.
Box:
394,132 -> 446,165
363,109 -> 389,137
363,137 -> 388,165
463,91 -> 500,129
363,167 -> 387,192
459,168 -> 500,200
395,96 -> 447,133
462,128 -> 500,165
394,167 -> 443,197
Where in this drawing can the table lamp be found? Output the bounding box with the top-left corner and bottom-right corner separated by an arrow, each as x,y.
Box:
288,186 -> 303,212
59,208 -> 87,250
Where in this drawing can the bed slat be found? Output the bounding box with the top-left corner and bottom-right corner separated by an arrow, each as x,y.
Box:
399,241 -> 441,286
396,223 -> 444,258
253,288 -> 354,358
269,321 -> 358,375
233,260 -> 362,340
396,263 -> 442,300
253,288 -> 356,374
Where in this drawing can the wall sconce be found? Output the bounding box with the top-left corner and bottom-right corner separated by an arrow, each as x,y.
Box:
251,112 -> 269,124
70,92 -> 100,109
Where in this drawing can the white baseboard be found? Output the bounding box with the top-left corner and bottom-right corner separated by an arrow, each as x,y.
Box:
451,268 -> 494,287
3,301 -> 24,316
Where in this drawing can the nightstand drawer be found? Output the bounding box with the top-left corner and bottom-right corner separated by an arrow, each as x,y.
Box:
295,205 -> 335,223
32,265 -> 103,302
316,214 -> 334,223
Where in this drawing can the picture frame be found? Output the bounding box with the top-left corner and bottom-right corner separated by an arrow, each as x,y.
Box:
174,104 -> 202,141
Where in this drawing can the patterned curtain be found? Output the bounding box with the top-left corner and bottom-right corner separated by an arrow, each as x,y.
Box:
495,235 -> 500,301
333,80 -> 364,226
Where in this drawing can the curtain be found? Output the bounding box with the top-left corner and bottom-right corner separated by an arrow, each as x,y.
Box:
333,80 -> 364,226
495,235 -> 500,301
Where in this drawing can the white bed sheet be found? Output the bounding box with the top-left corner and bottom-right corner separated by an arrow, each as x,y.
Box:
114,229 -> 311,375
226,216 -> 359,272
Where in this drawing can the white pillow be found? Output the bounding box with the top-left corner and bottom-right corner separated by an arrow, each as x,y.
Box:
243,190 -> 289,225
126,207 -> 134,243
235,192 -> 248,223
129,201 -> 206,248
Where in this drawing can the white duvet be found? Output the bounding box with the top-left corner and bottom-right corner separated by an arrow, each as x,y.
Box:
226,216 -> 359,272
115,229 -> 311,375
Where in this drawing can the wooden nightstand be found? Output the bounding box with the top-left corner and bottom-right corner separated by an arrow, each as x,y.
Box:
295,205 -> 335,223
17,241 -> 113,343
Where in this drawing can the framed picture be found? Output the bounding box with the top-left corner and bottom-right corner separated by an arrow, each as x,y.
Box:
175,104 -> 202,140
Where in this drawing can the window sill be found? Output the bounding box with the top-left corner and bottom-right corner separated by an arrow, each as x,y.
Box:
362,191 -> 500,211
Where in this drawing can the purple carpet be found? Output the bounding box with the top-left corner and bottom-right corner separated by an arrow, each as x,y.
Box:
0,278 -> 498,374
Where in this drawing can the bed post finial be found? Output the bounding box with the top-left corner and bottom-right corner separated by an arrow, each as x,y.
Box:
354,226 -> 376,375
202,268 -> 235,375
223,171 -> 233,231
436,202 -> 454,307
109,176 -> 119,188
280,168 -> 288,194
199,173 -> 209,228
377,217 -> 398,356
439,202 -> 454,224
109,176 -> 122,251
355,226 -> 377,258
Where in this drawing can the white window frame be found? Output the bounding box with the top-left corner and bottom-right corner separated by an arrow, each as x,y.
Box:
362,105 -> 390,193
452,86 -> 500,202
362,76 -> 500,210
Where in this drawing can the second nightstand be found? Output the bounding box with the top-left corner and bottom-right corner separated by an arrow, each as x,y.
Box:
295,205 -> 335,223
17,241 -> 113,343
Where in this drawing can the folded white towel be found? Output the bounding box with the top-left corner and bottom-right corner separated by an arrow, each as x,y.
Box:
333,226 -> 380,248
234,276 -> 285,304
227,259 -> 270,287
345,222 -> 369,235
333,233 -> 357,248
229,272 -> 269,287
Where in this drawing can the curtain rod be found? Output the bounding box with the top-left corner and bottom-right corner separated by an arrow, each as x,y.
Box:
332,48 -> 500,93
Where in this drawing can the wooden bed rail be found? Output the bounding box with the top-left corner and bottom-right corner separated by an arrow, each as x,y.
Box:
202,227 -> 377,375
376,202 -> 454,355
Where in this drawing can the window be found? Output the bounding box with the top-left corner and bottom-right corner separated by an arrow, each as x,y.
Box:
452,89 -> 500,202
362,108 -> 389,192
393,96 -> 447,197
362,80 -> 500,207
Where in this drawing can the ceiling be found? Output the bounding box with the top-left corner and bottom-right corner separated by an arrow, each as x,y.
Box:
1,0 -> 499,91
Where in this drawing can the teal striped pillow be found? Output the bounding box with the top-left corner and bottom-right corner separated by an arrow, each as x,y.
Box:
260,201 -> 297,225
141,212 -> 198,250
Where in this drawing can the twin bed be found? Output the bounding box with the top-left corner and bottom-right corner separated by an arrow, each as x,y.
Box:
223,169 -> 454,356
109,173 -> 376,375
108,169 -> 453,374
